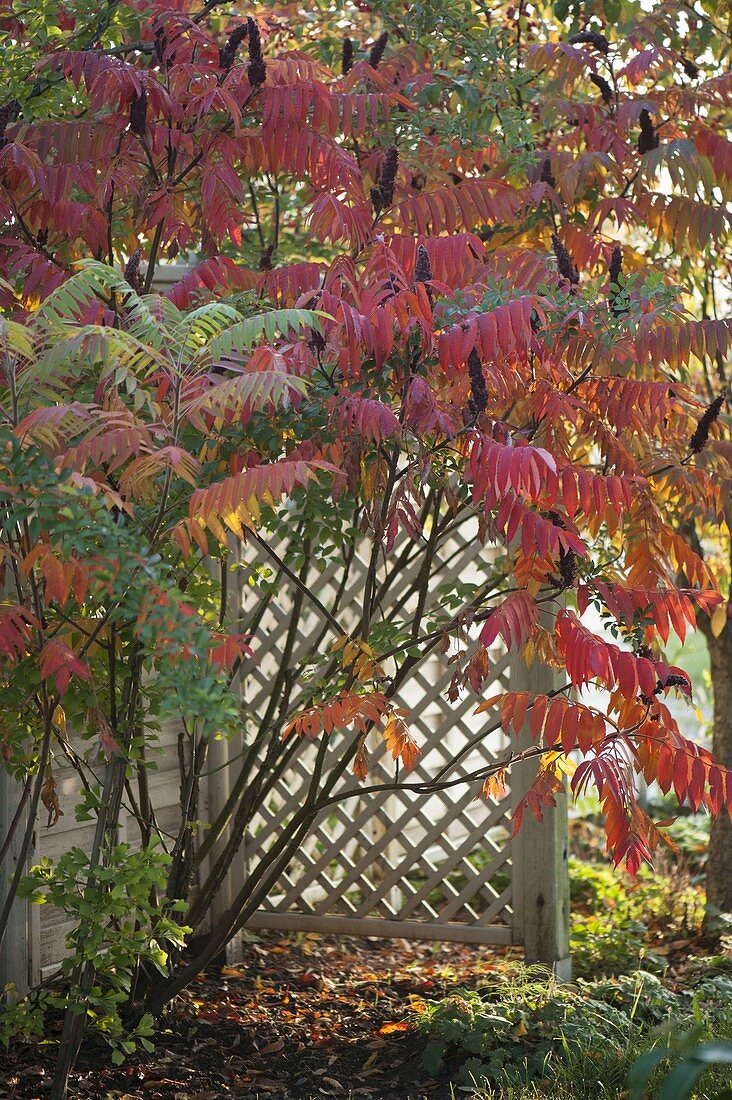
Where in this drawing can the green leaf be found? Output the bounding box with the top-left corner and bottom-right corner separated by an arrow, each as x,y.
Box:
422,1039 -> 445,1074
658,1060 -> 704,1100
207,309 -> 331,361
628,1047 -> 669,1096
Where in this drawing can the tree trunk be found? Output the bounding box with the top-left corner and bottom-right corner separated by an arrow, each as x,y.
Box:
706,624 -> 732,916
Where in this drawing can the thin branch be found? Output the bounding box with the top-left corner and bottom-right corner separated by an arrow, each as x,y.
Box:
250,532 -> 345,638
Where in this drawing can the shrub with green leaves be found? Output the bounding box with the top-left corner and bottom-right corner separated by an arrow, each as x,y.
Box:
569,857 -> 704,979
418,968 -> 634,1090
416,966 -> 732,1095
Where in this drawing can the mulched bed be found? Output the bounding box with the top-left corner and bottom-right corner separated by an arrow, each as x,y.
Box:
0,932 -> 517,1100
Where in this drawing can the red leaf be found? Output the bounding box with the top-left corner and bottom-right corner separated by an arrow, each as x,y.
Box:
39,640 -> 92,696
479,591 -> 539,651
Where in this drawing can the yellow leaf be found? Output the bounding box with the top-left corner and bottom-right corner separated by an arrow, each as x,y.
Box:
542,751 -> 576,778
711,604 -> 727,638
361,460 -> 377,502
482,769 -> 508,801
379,1021 -> 411,1035
474,692 -> 505,715
522,638 -> 536,667
557,755 -> 577,778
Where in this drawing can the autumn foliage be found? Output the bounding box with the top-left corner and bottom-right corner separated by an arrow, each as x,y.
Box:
1,0 -> 732,1086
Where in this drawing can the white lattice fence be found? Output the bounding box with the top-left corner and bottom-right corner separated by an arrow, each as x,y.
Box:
8,519 -> 569,989
229,519 -> 519,945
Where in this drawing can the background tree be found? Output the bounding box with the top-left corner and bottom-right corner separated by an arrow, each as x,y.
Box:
506,0 -> 732,916
2,1 -> 732,1096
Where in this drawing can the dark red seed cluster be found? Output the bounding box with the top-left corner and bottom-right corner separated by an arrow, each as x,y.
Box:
589,73 -> 613,103
414,244 -> 433,302
153,27 -> 166,65
342,37 -> 354,75
247,17 -> 267,88
568,30 -> 610,54
368,31 -> 389,69
0,98 -> 19,149
608,245 -> 627,318
609,245 -> 622,287
690,394 -> 725,454
540,157 -> 556,188
415,244 -> 432,284
551,233 -> 579,286
558,547 -> 578,589
219,23 -> 249,70
123,249 -> 144,294
129,88 -> 147,137
546,513 -> 578,590
308,328 -> 326,357
258,244 -> 275,272
637,108 -> 659,154
371,145 -> 399,215
467,349 -> 488,417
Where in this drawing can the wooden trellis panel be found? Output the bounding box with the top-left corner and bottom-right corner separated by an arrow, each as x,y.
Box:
11,519 -> 569,988
233,519 -> 519,945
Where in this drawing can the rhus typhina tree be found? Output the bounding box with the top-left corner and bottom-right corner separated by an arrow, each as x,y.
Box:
509,0 -> 732,915
1,0 -> 732,1093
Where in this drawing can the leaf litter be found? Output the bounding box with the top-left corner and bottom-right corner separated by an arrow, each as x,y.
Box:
0,931 -> 516,1100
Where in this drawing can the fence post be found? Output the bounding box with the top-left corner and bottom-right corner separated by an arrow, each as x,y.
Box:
0,770 -> 37,997
1,547 -> 42,996
203,540 -> 246,964
510,652 -> 571,979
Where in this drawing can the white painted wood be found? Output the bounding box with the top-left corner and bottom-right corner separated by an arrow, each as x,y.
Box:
0,769 -> 34,996
247,911 -> 514,945
510,652 -> 571,978
203,539 -> 246,964
35,732 -> 186,971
